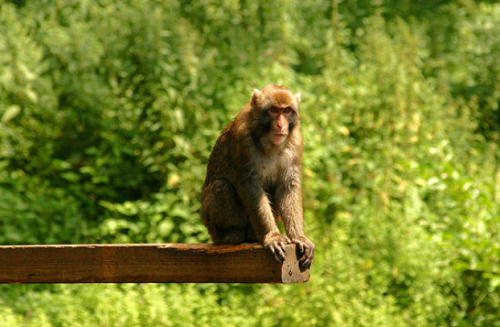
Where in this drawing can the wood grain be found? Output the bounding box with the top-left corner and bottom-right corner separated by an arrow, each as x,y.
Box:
0,243 -> 310,284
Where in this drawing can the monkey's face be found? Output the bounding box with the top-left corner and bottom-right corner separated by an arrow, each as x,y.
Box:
267,106 -> 295,146
251,85 -> 301,147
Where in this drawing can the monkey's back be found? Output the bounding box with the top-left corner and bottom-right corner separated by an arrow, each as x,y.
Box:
203,122 -> 238,188
201,118 -> 253,243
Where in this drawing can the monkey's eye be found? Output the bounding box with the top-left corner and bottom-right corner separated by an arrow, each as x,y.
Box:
283,107 -> 293,115
268,107 -> 279,114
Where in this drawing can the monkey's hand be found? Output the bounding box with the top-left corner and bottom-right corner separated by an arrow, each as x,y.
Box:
291,236 -> 315,270
262,232 -> 291,263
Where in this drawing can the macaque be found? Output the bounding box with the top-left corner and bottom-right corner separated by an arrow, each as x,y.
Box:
201,84 -> 314,269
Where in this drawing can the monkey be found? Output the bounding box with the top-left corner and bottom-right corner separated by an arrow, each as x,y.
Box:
201,84 -> 314,269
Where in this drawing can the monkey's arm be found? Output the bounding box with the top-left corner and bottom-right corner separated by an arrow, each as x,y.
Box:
275,179 -> 315,269
237,177 -> 290,263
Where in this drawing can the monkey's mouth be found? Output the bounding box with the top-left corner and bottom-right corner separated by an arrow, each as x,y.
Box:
271,132 -> 288,144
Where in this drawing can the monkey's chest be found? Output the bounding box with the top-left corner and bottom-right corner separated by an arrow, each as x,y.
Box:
258,151 -> 291,187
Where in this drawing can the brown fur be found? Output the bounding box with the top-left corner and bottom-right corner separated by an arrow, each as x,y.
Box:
201,85 -> 314,268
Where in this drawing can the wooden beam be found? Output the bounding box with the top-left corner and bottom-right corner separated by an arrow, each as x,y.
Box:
0,243 -> 310,284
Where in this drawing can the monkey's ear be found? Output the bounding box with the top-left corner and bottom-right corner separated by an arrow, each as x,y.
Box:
251,88 -> 262,106
295,93 -> 302,103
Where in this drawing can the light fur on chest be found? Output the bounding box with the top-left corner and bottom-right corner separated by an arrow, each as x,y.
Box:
258,148 -> 294,185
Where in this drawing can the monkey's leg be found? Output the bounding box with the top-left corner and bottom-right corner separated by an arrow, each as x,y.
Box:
202,179 -> 250,245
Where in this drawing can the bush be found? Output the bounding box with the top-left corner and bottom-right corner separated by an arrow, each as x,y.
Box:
1,1 -> 500,326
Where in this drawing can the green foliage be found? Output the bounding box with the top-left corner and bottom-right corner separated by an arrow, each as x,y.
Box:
1,0 -> 500,326
450,3 -> 500,139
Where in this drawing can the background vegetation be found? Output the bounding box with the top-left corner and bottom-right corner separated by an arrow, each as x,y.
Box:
1,0 -> 500,326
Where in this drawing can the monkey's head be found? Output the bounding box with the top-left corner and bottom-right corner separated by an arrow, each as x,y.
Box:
250,85 -> 301,147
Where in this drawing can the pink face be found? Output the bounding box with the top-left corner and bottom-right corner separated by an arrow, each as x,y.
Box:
268,106 -> 293,146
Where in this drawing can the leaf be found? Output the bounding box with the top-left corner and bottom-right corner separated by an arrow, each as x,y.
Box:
338,126 -> 350,136
158,220 -> 174,237
25,89 -> 38,103
2,105 -> 21,123
61,172 -> 80,182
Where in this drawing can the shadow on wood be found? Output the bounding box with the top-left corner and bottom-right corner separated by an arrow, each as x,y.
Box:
0,243 -> 310,284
